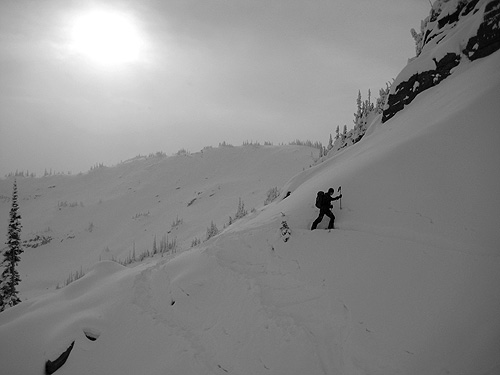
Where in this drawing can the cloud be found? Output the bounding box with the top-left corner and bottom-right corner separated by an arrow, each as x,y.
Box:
0,0 -> 431,176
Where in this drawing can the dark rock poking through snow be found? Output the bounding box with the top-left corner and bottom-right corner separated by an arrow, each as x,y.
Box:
383,0 -> 500,122
83,328 -> 101,341
45,341 -> 75,375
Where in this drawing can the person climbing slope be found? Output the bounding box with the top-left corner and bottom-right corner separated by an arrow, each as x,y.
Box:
311,187 -> 342,230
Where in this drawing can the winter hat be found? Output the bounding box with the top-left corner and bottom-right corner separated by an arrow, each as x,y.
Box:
328,188 -> 334,194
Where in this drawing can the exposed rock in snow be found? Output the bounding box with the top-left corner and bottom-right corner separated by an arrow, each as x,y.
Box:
1,2 -> 500,374
383,0 -> 500,121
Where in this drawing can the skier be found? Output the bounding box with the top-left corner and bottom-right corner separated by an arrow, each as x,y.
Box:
311,187 -> 342,230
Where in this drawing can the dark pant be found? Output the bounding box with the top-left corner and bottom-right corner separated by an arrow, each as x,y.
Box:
311,208 -> 335,230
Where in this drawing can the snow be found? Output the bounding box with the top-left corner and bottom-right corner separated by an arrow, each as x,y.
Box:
392,0 -> 489,93
0,144 -> 317,299
1,25 -> 500,375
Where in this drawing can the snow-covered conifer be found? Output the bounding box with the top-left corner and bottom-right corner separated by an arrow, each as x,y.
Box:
235,198 -> 248,220
152,235 -> 158,255
1,180 -> 23,311
206,221 -> 219,241
354,90 -> 362,126
376,82 -> 392,114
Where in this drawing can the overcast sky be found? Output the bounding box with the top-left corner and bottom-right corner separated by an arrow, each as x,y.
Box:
0,0 -> 430,177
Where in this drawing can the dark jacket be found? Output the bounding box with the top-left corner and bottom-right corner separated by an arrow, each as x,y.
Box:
321,193 -> 341,210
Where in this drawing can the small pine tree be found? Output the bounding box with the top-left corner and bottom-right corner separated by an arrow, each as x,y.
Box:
376,81 -> 392,114
152,235 -> 158,255
160,235 -> 166,254
206,221 -> 219,241
410,17 -> 428,58
264,187 -> 280,205
328,134 -> 333,150
354,90 -> 362,125
1,180 -> 23,311
235,198 -> 248,220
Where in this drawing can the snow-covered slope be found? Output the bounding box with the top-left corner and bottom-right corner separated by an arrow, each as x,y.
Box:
0,145 -> 317,299
1,2 -> 500,374
284,53 -> 500,255
384,0 -> 500,121
272,51 -> 500,375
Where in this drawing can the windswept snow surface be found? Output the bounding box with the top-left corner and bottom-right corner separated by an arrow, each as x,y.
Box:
0,145 -> 316,299
1,54 -> 500,375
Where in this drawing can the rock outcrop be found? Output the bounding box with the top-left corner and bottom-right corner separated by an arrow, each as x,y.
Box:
383,0 -> 500,122
45,341 -> 75,375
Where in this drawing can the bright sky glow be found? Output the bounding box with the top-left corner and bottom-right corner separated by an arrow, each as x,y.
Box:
70,10 -> 143,65
0,0 -> 431,177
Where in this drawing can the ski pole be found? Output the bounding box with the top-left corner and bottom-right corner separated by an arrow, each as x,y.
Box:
338,186 -> 342,209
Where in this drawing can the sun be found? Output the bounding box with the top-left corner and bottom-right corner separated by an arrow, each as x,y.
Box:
70,9 -> 143,65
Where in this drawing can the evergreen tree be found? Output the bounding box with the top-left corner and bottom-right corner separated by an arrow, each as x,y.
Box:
328,133 -> 333,150
152,235 -> 158,255
410,17 -> 428,58
367,88 -> 372,108
206,221 -> 219,241
235,198 -> 248,220
1,180 -> 23,311
354,90 -> 362,126
376,82 -> 392,114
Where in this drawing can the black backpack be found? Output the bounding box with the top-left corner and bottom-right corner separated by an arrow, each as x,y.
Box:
315,191 -> 325,209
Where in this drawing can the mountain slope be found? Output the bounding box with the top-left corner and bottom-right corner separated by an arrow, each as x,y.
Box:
268,50 -> 500,374
0,145 -> 317,298
281,52 -> 500,254
1,2 -> 500,374
1,51 -> 498,375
